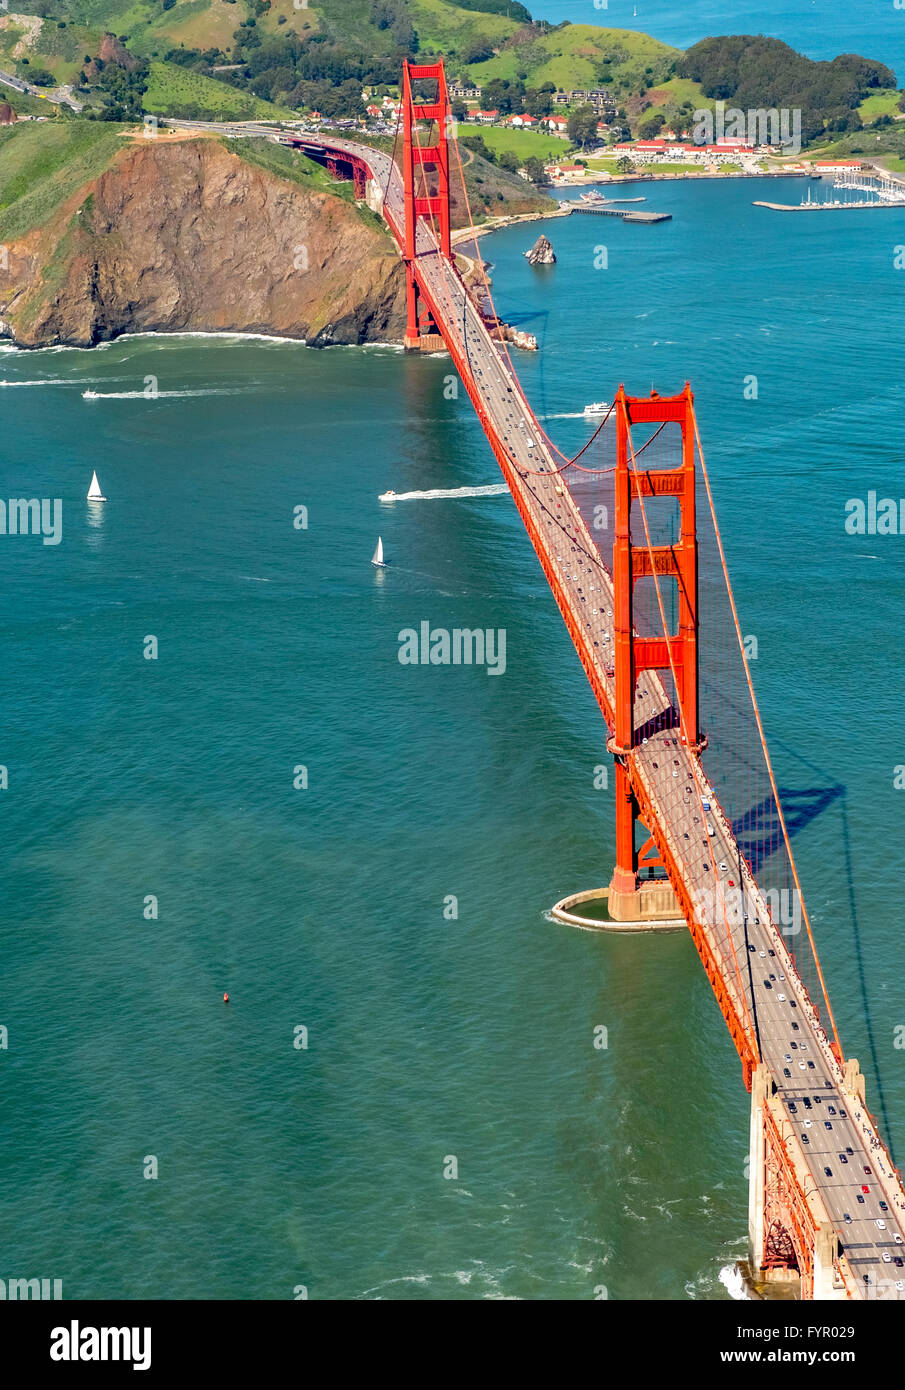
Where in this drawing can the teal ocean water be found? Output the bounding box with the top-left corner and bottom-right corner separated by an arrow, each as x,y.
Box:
534,0 -> 905,82
2,176 -> 905,1299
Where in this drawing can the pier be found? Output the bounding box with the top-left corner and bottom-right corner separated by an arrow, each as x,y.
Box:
570,205 -> 672,223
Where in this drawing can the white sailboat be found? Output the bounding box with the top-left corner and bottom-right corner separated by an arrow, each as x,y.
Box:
371,536 -> 386,567
86,470 -> 106,502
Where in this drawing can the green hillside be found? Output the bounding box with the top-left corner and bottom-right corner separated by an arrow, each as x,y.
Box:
0,120 -> 125,240
462,23 -> 678,91
143,60 -> 294,119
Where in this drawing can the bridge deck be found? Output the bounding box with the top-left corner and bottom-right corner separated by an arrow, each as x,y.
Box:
318,135 -> 905,1297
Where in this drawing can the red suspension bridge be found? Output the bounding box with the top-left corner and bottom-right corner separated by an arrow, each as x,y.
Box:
291,60 -> 905,1300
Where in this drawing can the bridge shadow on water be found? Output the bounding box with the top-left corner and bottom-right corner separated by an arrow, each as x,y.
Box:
733,746 -> 895,1164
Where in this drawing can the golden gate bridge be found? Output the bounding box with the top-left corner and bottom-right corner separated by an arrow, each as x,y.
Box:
290,59 -> 905,1300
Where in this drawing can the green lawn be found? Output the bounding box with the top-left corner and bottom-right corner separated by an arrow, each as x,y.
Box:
463,124 -> 569,161
143,61 -> 294,120
0,121 -> 125,240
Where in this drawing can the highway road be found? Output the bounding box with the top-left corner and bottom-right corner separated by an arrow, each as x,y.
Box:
0,67 -> 82,111
310,135 -> 905,1296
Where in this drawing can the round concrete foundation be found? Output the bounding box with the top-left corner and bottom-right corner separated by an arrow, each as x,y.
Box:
551,887 -> 686,933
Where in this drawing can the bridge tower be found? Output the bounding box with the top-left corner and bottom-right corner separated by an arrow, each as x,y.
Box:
401,58 -> 452,350
607,385 -> 700,923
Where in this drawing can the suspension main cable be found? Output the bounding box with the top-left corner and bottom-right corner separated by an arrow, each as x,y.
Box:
625,413 -> 760,1058
691,413 -> 843,1059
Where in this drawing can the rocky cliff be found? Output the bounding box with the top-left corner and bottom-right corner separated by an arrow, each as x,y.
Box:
0,136 -> 408,348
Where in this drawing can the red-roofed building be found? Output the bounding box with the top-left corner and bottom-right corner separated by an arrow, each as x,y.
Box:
471,109 -> 499,124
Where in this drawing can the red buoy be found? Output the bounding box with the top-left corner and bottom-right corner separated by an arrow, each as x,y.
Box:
223,993 -> 229,1003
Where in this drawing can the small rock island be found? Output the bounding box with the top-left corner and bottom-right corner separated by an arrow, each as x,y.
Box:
524,234 -> 556,266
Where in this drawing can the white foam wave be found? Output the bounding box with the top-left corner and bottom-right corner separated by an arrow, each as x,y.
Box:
538,411 -> 591,420
380,484 -> 509,501
719,1263 -> 752,1300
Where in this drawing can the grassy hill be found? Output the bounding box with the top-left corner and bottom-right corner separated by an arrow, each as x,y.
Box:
461,23 -> 679,89
0,120 -> 125,240
143,60 -> 294,120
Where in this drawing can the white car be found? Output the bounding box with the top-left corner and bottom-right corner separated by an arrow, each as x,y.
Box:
799,1060 -> 806,1070
804,1119 -> 812,1128
877,1219 -> 887,1230
896,1281 -> 904,1292
706,823 -> 715,837
883,1252 -> 892,1263
778,994 -> 787,1002
895,1235 -> 903,1245
719,862 -> 728,874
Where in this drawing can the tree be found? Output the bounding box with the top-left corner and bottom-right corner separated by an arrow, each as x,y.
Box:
616,155 -> 635,174
498,149 -> 520,173
463,39 -> 493,65
482,78 -> 524,117
451,97 -> 467,122
523,155 -> 551,185
567,103 -> 599,148
638,112 -> 665,138
525,85 -> 553,118
461,132 -> 495,163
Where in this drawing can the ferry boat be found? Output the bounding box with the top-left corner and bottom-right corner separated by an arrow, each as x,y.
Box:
378,489 -> 398,501
583,401 -> 610,416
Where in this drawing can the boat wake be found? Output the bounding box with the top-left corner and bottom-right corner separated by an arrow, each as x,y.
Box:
0,379 -> 79,388
379,484 -> 509,501
82,388 -> 231,400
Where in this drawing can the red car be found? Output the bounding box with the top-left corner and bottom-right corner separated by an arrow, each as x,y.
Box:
862,1185 -> 871,1195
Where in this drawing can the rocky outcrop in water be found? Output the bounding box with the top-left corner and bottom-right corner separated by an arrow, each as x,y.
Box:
524,233 -> 555,265
0,137 -> 407,348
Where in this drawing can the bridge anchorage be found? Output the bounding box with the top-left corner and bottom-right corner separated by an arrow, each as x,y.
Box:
302,57 -> 905,1299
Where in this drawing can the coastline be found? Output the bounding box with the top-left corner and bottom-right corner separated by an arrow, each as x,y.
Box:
450,168 -> 820,245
